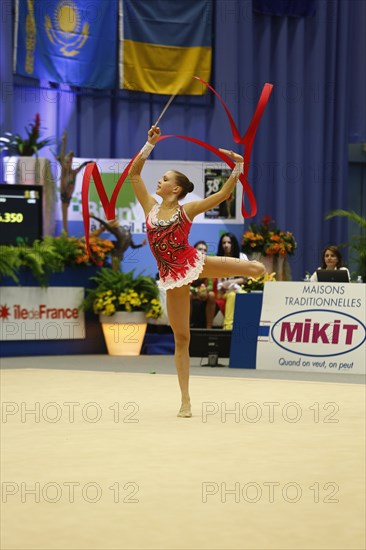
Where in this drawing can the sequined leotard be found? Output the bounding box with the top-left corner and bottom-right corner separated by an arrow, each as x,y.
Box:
146,203 -> 205,290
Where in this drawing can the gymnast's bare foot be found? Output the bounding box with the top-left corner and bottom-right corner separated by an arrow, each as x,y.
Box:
177,400 -> 192,418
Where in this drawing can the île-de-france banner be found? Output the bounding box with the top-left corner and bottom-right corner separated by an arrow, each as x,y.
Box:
120,0 -> 212,95
14,0 -> 118,89
0,287 -> 85,341
256,282 -> 366,375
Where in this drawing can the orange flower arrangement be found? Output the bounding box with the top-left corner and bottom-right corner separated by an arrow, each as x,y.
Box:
72,236 -> 114,266
44,234 -> 114,267
242,215 -> 296,257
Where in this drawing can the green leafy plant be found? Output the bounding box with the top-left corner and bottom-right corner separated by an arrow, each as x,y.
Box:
0,245 -> 22,283
17,241 -> 65,286
325,209 -> 366,280
0,235 -> 114,286
81,268 -> 163,319
242,215 -> 297,257
0,113 -> 54,156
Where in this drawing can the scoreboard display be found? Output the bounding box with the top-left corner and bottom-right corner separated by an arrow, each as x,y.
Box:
0,184 -> 43,245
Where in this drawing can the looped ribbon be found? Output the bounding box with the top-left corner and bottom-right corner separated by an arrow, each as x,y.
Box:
82,77 -> 273,264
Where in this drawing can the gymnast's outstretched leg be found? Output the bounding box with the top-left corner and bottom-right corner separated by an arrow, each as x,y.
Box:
201,255 -> 265,279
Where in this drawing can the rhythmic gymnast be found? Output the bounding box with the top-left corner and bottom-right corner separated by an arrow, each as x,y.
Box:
128,125 -> 265,418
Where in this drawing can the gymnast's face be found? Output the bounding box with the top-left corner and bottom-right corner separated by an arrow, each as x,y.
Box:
156,171 -> 178,197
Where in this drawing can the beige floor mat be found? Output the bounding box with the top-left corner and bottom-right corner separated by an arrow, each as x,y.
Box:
1,368 -> 365,550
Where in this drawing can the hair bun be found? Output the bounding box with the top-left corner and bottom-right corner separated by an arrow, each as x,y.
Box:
189,181 -> 194,193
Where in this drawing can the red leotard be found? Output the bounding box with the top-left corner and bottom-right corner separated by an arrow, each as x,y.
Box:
146,203 -> 205,290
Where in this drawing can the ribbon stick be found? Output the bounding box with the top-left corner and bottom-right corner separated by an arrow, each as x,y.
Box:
154,94 -> 176,126
82,79 -> 273,261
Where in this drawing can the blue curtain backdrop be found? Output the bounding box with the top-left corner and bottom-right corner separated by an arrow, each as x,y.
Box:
1,0 -> 365,280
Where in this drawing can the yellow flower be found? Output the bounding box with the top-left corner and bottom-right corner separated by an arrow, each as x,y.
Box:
103,304 -> 116,315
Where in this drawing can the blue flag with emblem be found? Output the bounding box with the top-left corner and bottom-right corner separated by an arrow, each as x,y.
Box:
15,0 -> 117,89
120,0 -> 213,95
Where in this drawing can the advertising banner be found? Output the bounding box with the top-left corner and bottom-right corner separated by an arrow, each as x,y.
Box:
57,159 -> 243,232
0,287 -> 85,341
257,282 -> 366,375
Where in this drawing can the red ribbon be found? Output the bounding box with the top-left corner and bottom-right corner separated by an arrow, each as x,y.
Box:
82,78 -> 273,263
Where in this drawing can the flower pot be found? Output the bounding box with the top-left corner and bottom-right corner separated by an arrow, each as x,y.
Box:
99,311 -> 147,356
3,156 -> 19,184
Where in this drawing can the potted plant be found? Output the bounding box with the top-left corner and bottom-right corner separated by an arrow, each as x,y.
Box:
242,215 -> 296,280
0,113 -> 54,157
80,268 -> 163,356
1,113 -> 56,232
0,234 -> 114,286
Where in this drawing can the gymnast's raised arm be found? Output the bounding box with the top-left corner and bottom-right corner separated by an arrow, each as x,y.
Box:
128,126 -> 160,216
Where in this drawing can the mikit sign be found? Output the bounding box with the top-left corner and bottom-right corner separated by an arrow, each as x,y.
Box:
257,282 -> 366,374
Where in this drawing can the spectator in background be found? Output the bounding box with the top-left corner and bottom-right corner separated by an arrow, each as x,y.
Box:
310,245 -> 350,281
190,241 -> 221,328
215,233 -> 248,330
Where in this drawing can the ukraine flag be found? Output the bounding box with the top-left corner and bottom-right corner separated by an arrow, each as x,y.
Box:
120,0 -> 212,95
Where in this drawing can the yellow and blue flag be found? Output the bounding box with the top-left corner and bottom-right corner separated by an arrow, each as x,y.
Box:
120,0 -> 212,95
15,0 -> 118,89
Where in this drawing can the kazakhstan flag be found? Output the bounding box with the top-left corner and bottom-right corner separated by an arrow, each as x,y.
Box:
121,0 -> 213,95
15,0 -> 117,89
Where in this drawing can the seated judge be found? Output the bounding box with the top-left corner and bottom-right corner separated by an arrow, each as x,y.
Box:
310,245 -> 350,282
